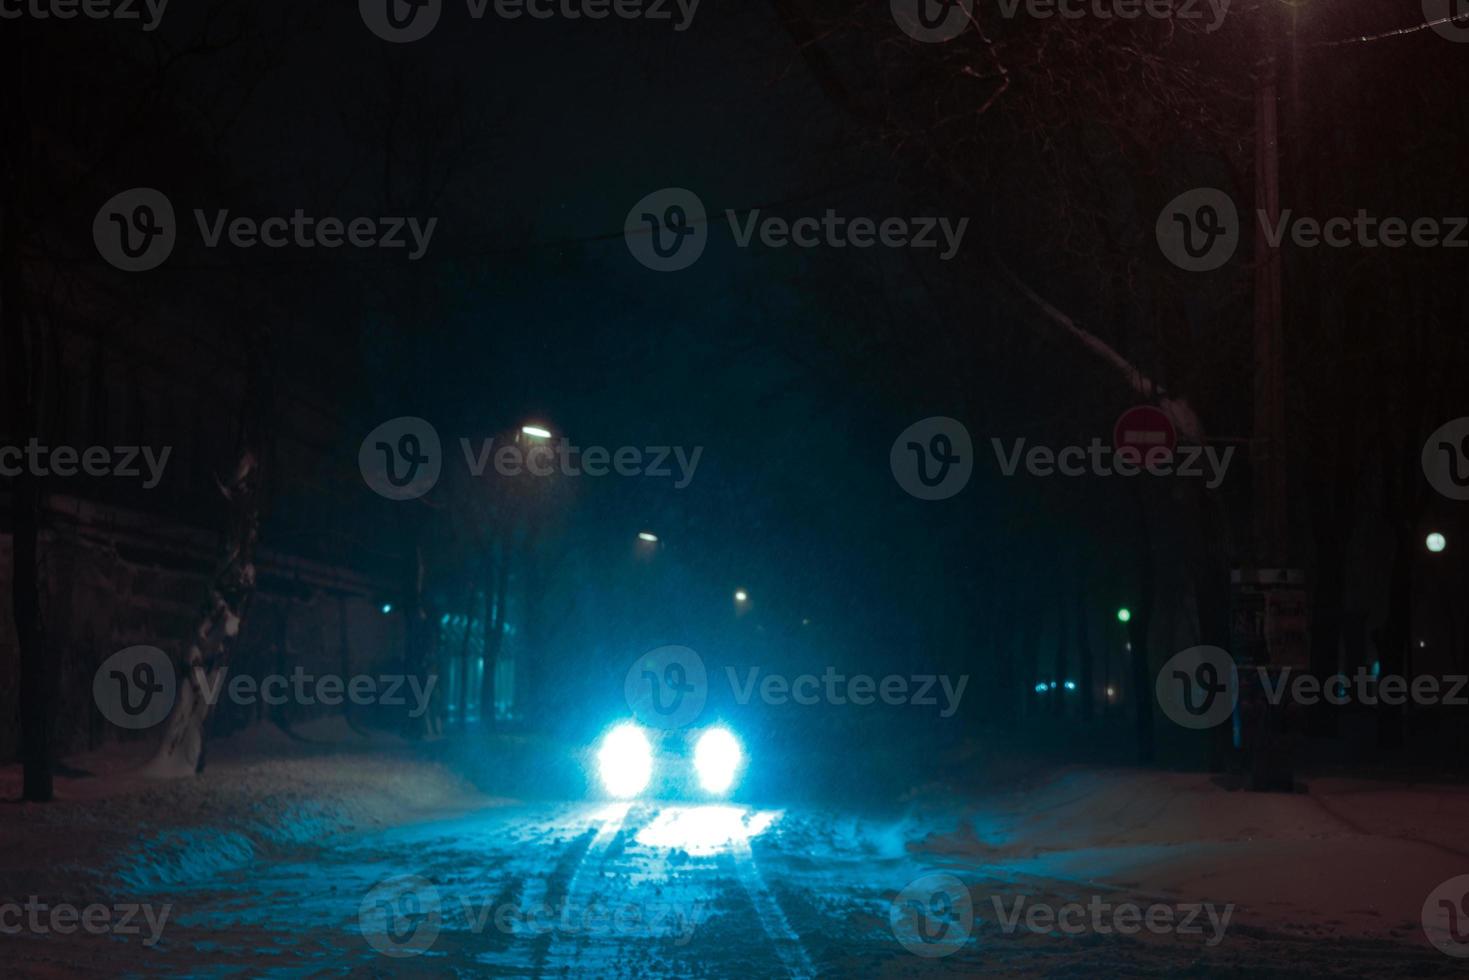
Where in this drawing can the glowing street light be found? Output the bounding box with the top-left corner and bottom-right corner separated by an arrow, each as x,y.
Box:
637,531 -> 659,543
1426,531 -> 1447,553
521,424 -> 552,439
1116,607 -> 1132,623
734,589 -> 749,603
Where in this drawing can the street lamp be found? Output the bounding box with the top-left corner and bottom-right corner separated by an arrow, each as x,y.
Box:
1116,607 -> 1132,623
734,589 -> 749,603
1426,531 -> 1447,553
521,424 -> 552,439
637,531 -> 659,543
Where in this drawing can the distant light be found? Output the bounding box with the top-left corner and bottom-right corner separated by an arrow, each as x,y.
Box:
637,531 -> 659,543
1124,642 -> 1133,652
1116,607 -> 1132,623
801,618 -> 811,626
521,425 -> 552,439
1034,682 -> 1048,694
1418,639 -> 1427,649
734,589 -> 749,603
1063,680 -> 1077,691
1049,680 -> 1058,690
380,603 -> 393,614
1426,532 -> 1446,553
1105,685 -> 1117,699
1371,660 -> 1381,678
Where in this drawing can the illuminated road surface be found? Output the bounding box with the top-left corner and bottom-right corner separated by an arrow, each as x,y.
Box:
23,799 -> 1458,977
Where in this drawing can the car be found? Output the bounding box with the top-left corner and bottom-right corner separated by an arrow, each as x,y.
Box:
592,722 -> 745,800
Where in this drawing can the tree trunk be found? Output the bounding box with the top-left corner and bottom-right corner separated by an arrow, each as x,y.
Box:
146,335 -> 270,777
1076,560 -> 1093,720
5,201 -> 53,802
1129,491 -> 1157,764
480,539 -> 509,730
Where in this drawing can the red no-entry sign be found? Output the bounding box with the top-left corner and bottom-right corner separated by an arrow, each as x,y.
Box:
1113,405 -> 1176,464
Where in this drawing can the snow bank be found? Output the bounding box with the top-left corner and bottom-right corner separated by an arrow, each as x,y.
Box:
906,767 -> 1469,943
0,719 -> 488,900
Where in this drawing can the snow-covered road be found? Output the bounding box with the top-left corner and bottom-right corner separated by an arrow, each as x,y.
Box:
6,732 -> 1467,978
10,791 -> 1462,977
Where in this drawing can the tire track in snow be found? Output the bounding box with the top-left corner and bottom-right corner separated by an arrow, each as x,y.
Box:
539,802 -> 633,974
729,837 -> 816,980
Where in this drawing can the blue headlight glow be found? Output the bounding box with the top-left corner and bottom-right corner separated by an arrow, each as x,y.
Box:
597,723 -> 653,798
693,727 -> 743,796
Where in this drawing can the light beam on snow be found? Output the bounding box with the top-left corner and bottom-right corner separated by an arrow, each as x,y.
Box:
634,805 -> 780,856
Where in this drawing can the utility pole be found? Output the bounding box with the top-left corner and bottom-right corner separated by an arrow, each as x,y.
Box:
1253,31 -> 1285,565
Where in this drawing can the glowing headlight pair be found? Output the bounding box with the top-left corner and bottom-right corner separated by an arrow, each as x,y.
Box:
595,723 -> 743,798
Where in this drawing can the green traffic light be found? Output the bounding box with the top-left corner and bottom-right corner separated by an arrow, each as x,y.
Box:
1116,607 -> 1131,623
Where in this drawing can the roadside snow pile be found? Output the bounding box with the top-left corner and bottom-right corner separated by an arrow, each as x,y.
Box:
907,768 -> 1469,942
0,719 -> 487,898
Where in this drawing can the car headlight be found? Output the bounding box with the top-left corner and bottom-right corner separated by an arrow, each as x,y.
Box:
693,727 -> 743,795
597,723 -> 653,798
